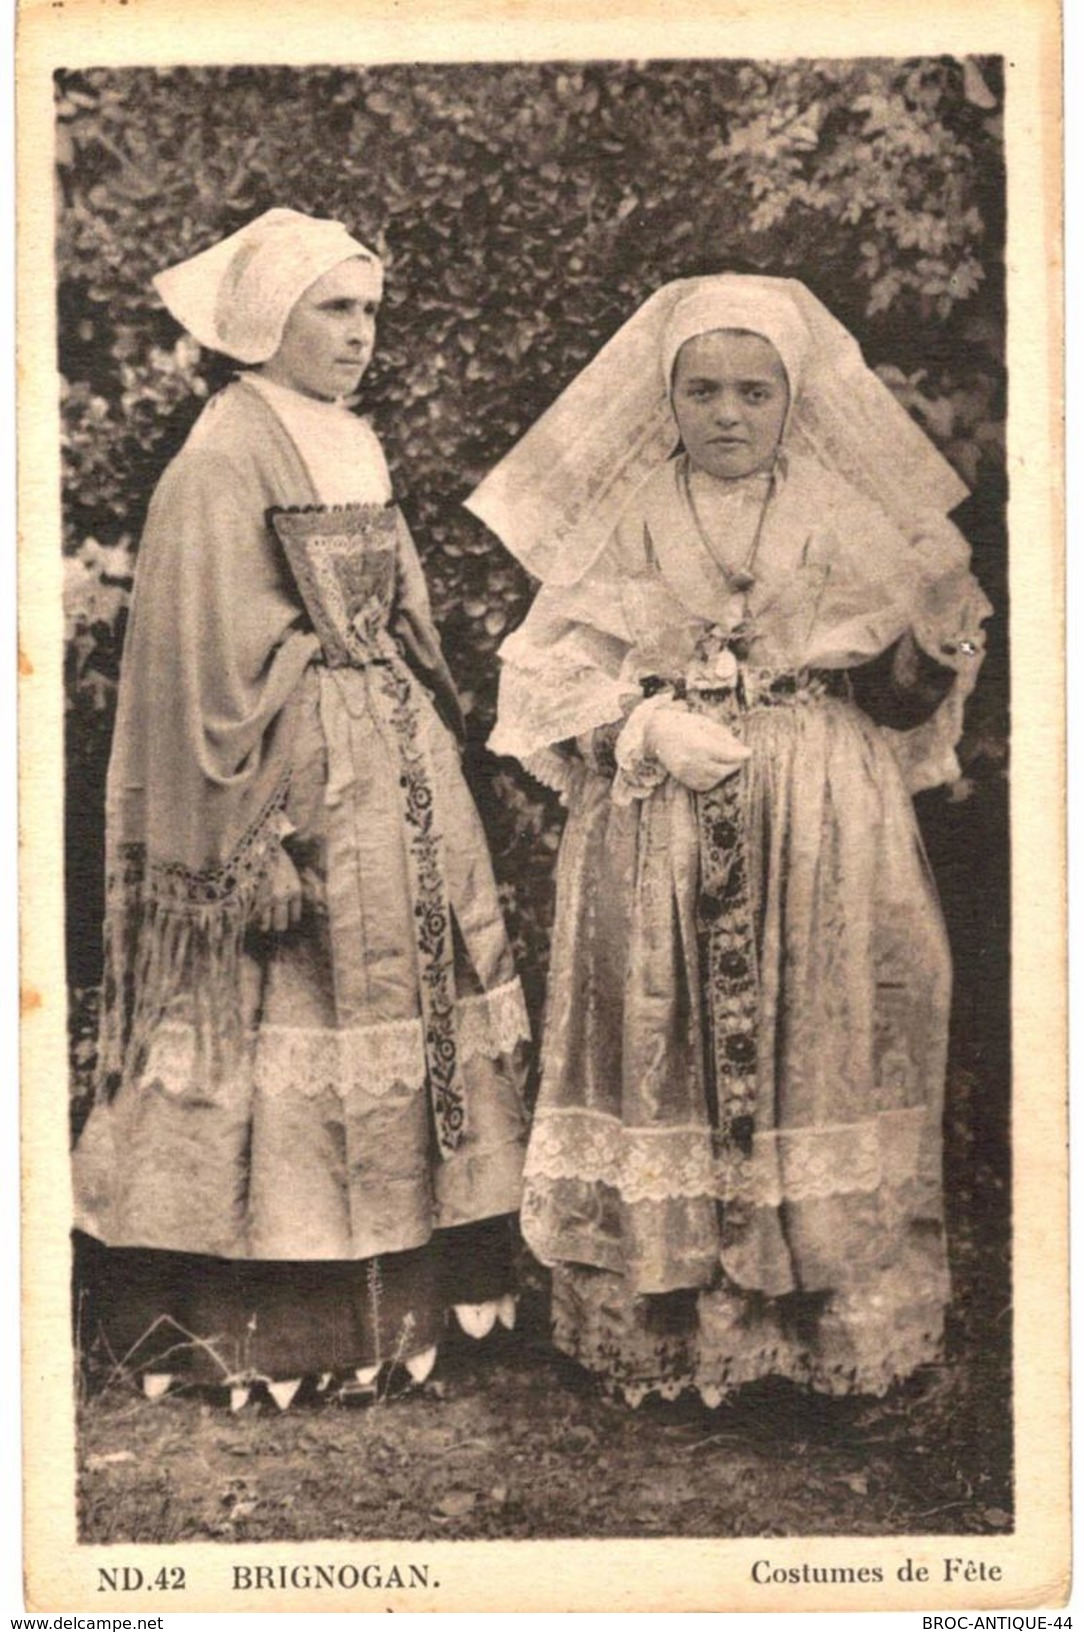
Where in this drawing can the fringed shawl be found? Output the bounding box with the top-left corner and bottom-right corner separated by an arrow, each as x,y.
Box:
99,378 -> 466,1106
98,381 -> 379,1108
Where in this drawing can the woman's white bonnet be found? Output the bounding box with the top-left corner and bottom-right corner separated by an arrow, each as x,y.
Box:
153,207 -> 383,364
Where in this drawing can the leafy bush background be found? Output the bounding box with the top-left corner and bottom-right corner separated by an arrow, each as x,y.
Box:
58,58 -> 1009,1112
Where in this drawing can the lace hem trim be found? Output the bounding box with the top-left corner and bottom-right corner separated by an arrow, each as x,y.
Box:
601,1314 -> 945,1407
140,977 -> 530,1102
552,1266 -> 946,1406
523,1104 -> 937,1207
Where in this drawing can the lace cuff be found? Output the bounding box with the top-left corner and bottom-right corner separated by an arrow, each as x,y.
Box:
488,657 -> 633,763
612,693 -> 682,806
521,746 -> 587,804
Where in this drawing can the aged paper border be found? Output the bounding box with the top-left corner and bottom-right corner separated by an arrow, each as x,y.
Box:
17,0 -> 1067,1612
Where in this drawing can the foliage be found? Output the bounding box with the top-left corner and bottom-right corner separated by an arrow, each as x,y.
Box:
57,58 -> 1008,1008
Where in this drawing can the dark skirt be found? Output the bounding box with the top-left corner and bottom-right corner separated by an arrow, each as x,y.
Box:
74,1217 -> 516,1386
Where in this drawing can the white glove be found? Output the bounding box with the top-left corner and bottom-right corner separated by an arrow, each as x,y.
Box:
640,701 -> 751,793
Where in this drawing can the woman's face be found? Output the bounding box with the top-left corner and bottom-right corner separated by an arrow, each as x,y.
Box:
671,329 -> 789,481
260,258 -> 381,401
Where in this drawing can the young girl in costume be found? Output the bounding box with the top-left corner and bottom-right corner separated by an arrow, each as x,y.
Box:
74,209 -> 529,1409
468,275 -> 990,1406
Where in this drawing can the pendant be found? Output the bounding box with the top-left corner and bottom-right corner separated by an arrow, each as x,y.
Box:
729,569 -> 756,593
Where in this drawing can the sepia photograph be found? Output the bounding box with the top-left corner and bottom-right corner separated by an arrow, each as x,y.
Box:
17,0 -> 1066,1613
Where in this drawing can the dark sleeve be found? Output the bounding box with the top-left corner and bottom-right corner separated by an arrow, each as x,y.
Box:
847,629 -> 957,731
554,720 -> 625,779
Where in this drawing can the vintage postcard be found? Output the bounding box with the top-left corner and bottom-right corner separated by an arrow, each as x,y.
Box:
16,0 -> 1067,1614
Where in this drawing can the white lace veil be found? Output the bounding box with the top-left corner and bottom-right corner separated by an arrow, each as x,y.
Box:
465,275 -> 969,586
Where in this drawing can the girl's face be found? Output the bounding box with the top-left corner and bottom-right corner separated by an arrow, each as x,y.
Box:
671,330 -> 789,481
260,258 -> 381,401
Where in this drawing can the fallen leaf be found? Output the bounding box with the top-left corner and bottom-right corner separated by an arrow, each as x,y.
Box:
434,1490 -> 476,1518
86,1451 -> 136,1470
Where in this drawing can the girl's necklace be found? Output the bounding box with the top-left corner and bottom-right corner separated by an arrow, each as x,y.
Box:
682,457 -> 778,595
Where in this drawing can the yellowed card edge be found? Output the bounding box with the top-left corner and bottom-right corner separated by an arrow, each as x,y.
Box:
16,0 -> 1068,1612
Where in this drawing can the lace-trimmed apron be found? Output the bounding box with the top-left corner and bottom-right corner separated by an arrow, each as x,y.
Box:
268,502 -> 519,1160
531,660 -> 951,1404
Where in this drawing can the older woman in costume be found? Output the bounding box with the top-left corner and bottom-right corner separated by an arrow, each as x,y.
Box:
468,276 -> 990,1406
74,210 -> 529,1408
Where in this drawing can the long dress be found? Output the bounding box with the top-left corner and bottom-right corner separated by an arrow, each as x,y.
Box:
491,450 -> 989,1406
73,374 -> 529,1387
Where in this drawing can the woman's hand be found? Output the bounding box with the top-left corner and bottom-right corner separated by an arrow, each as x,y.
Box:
256,843 -> 304,934
644,707 -> 751,792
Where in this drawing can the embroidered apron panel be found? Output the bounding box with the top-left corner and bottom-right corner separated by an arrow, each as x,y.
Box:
269,503 -> 399,668
272,504 -> 463,1154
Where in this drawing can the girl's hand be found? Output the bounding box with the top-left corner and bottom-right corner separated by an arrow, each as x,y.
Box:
257,844 -> 304,934
644,708 -> 751,792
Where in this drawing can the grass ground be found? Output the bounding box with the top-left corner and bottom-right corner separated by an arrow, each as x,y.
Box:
77,1066 -> 1012,1544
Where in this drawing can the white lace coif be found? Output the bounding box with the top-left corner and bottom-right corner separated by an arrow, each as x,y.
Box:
153,207 -> 383,365
464,273 -> 969,587
659,282 -> 812,397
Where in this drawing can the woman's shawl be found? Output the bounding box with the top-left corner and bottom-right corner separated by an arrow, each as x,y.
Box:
96,378 -> 461,1104
491,454 -> 991,797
